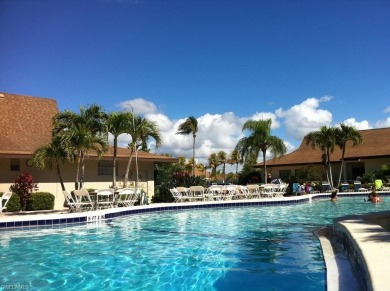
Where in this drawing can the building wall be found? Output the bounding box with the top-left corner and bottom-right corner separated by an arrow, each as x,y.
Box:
0,157 -> 156,210
268,157 -> 389,184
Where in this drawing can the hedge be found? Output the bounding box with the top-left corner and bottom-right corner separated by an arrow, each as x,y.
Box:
0,192 -> 55,212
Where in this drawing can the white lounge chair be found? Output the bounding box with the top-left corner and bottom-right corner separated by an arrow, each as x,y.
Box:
246,184 -> 261,199
189,186 -> 205,201
206,185 -> 223,201
62,190 -> 79,212
96,188 -> 115,209
73,189 -> 95,211
234,185 -> 249,200
0,192 -> 13,214
176,187 -> 192,202
116,188 -> 139,207
261,184 -> 276,198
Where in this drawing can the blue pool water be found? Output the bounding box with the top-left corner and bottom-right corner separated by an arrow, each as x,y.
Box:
1,196 -> 389,290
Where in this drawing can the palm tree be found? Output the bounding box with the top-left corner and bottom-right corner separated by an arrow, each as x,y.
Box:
229,149 -> 241,184
306,126 -> 337,188
217,151 -> 227,183
235,119 -> 286,184
32,135 -> 71,191
124,115 -> 162,186
335,124 -> 363,187
176,116 -> 198,176
53,104 -> 109,189
106,112 -> 132,189
196,163 -> 205,177
208,153 -> 219,181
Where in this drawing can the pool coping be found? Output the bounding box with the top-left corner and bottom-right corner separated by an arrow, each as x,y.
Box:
334,210 -> 390,291
1,191 -> 389,290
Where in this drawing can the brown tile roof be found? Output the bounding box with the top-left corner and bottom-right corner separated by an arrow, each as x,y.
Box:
0,92 -> 178,163
259,127 -> 390,167
0,92 -> 58,156
94,147 -> 179,163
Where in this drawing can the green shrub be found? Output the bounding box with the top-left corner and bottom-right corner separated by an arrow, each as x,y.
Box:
0,192 -> 21,212
27,192 -> 55,211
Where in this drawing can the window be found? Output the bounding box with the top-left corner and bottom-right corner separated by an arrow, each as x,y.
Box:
10,159 -> 20,171
279,170 -> 291,181
98,160 -> 113,176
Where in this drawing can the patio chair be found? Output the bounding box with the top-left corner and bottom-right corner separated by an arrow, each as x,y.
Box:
375,179 -> 383,190
221,185 -> 236,200
116,188 -> 139,206
96,188 -> 115,209
234,185 -> 248,200
189,186 -> 205,201
73,189 -> 95,211
246,184 -> 261,199
354,181 -> 368,192
321,181 -> 332,193
340,182 -> 350,192
274,183 -> 288,197
176,187 -> 192,202
62,190 -> 79,212
292,183 -> 305,196
0,192 -> 13,214
206,185 -> 223,201
261,184 -> 276,198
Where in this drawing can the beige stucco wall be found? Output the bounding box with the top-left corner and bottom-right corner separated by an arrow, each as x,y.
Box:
267,157 -> 390,183
0,157 -> 156,210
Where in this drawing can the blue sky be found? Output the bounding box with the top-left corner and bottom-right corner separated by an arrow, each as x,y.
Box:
1,0 -> 390,167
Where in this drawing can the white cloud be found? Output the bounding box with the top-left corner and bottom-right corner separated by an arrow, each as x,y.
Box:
384,106 -> 390,113
113,95 -> 388,171
338,118 -> 372,130
276,97 -> 333,140
376,118 -> 390,128
117,98 -> 157,114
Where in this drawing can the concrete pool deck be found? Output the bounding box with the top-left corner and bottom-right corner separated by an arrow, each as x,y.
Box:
1,192 -> 389,290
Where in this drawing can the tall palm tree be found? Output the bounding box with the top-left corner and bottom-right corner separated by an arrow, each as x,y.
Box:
208,153 -> 219,181
32,135 -> 71,191
123,115 -> 162,186
335,124 -> 363,187
217,151 -> 227,183
53,104 -> 109,189
306,126 -> 337,188
229,149 -> 241,184
106,112 -> 132,189
235,119 -> 286,184
176,116 -> 198,176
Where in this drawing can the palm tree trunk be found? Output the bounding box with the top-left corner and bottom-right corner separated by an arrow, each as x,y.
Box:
235,162 -> 238,184
263,150 -> 267,184
55,159 -> 65,191
223,163 -> 226,183
80,153 -> 85,189
337,146 -> 346,188
112,137 -> 118,189
124,150 -> 133,187
192,136 -> 196,176
327,150 -> 334,189
75,152 -> 82,190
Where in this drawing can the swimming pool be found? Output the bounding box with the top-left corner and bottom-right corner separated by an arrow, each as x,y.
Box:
1,196 -> 389,290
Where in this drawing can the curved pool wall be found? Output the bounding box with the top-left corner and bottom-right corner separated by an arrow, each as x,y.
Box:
0,192 -> 388,231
